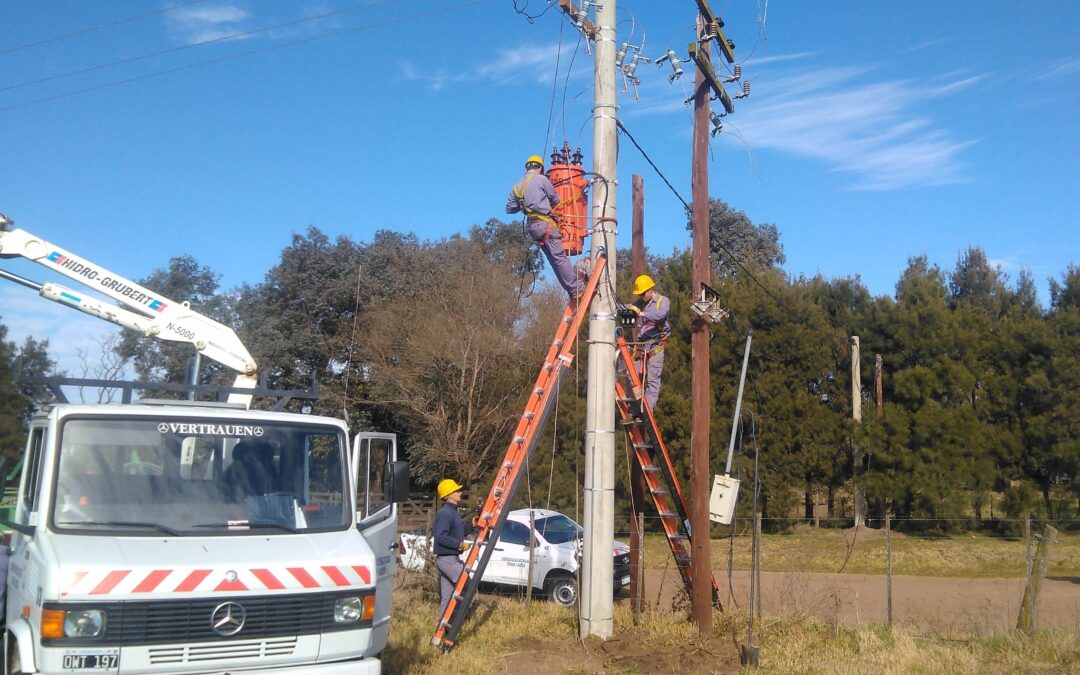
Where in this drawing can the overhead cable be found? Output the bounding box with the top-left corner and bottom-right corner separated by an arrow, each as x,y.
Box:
0,1 -> 487,113
1,0 -> 398,94
0,0 -> 212,56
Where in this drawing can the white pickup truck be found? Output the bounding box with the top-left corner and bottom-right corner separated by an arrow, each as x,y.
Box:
400,509 -> 630,607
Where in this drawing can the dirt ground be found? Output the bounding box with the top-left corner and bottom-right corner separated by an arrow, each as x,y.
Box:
629,566 -> 1080,635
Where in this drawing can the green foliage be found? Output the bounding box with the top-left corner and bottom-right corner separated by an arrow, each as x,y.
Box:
0,319 -> 55,463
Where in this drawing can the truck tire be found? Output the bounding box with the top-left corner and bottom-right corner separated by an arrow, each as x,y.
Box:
6,635 -> 24,675
545,575 -> 577,608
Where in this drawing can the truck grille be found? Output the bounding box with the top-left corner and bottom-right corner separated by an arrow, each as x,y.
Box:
149,637 -> 296,665
44,590 -> 371,647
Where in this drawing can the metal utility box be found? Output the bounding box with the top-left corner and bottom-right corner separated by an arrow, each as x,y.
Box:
709,474 -> 740,525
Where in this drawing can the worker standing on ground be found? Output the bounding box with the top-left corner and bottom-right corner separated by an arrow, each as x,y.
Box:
506,154 -> 585,298
627,274 -> 671,412
433,478 -> 476,623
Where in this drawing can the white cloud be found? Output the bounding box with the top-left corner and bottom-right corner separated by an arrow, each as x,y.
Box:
634,63 -> 980,191
400,43 -> 582,91
166,2 -> 252,45
1034,58 -> 1080,81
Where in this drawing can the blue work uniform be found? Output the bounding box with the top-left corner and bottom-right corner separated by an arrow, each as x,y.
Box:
635,292 -> 670,410
506,171 -> 585,298
433,501 -> 475,622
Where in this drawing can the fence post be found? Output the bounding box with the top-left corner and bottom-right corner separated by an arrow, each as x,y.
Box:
1017,523 -> 1058,633
634,512 -> 644,625
885,513 -> 893,625
754,512 -> 762,619
526,510 -> 535,604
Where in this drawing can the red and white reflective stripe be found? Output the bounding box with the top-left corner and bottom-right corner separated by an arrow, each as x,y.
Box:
62,564 -> 373,596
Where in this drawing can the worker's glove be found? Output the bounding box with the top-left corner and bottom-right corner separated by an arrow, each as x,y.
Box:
460,540 -> 473,553
471,516 -> 481,527
628,304 -> 642,315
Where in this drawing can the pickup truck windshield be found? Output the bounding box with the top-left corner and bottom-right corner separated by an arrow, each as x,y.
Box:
535,514 -> 583,545
51,417 -> 349,535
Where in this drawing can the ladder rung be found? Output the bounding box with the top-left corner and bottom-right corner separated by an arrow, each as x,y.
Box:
617,397 -> 638,403
642,466 -> 661,473
543,363 -> 555,372
513,436 -> 525,444
651,487 -> 669,496
658,510 -> 678,518
534,387 -> 544,395
632,442 -> 653,450
524,412 -> 535,419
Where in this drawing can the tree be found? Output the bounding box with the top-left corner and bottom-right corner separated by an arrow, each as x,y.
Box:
0,319 -> 56,463
358,237 -> 556,488
692,199 -> 785,279
115,255 -> 234,390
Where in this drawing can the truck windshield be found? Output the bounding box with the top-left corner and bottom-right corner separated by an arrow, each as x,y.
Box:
50,417 -> 350,535
535,514 -> 583,545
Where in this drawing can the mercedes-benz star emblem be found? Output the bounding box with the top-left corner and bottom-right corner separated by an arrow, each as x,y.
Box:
211,601 -> 246,637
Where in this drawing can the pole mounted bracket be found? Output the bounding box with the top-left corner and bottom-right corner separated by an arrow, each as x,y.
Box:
690,282 -> 729,324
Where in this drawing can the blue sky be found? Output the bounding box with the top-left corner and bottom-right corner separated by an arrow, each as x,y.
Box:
2,0 -> 1078,375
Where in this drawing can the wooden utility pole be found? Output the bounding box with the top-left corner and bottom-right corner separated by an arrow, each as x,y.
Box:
689,14 -> 714,635
851,336 -> 864,528
629,174 -> 646,608
687,0 -> 736,635
580,0 -> 617,640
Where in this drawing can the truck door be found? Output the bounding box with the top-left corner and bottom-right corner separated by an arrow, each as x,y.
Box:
6,426 -> 47,629
350,433 -> 398,654
486,519 -> 532,587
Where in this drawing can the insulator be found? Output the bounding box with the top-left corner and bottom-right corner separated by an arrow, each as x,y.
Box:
743,81 -> 750,95
733,64 -> 742,80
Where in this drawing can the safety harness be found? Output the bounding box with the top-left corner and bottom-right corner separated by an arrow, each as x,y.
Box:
514,173 -> 560,246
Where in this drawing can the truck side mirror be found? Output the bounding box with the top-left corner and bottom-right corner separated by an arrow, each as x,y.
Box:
383,460 -> 410,504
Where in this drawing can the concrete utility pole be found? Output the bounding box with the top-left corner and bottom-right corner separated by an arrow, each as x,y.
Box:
851,336 -> 864,528
874,354 -> 883,417
689,13 -> 713,635
581,0 -> 617,640
629,174 -> 646,606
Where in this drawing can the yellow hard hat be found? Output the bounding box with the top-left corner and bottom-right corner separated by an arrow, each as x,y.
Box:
437,478 -> 464,500
525,154 -> 544,169
632,274 -> 655,296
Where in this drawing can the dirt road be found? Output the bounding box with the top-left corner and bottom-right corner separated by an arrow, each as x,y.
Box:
624,567 -> 1080,635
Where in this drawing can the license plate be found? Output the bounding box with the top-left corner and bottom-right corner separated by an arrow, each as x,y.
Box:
620,575 -> 631,586
62,651 -> 118,671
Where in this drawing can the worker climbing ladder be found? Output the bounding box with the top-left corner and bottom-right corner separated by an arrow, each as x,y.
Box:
614,338 -> 721,608
431,252 -> 608,652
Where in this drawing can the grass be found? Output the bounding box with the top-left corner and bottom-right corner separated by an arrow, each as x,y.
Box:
632,526 -> 1080,578
756,615 -> 1080,674
384,583 -> 1080,674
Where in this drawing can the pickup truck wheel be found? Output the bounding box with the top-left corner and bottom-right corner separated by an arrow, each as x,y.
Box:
545,575 -> 577,608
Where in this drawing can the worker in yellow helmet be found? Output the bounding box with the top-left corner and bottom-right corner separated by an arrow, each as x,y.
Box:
625,274 -> 671,415
506,154 -> 585,299
433,478 -> 477,623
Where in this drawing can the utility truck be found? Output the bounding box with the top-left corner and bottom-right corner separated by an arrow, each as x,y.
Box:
0,216 -> 408,675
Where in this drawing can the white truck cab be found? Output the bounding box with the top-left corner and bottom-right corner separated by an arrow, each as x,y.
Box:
3,403 -> 407,675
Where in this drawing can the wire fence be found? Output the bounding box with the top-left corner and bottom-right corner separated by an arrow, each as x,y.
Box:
397,501 -> 1080,637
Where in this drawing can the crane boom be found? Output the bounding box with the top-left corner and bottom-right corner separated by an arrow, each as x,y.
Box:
0,217 -> 257,406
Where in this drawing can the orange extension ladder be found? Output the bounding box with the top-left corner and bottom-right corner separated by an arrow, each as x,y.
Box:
614,338 -> 721,608
431,252 -> 607,652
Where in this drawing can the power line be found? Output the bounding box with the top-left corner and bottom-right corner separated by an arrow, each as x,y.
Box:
0,1 -> 488,113
616,119 -> 848,345
1,0 -> 398,94
0,0 -> 212,57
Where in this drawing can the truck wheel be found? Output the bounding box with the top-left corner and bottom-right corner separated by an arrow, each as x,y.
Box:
6,636 -> 24,675
545,575 -> 577,608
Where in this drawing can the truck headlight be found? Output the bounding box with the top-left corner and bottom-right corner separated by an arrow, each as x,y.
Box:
65,609 -> 106,638
334,597 -> 362,624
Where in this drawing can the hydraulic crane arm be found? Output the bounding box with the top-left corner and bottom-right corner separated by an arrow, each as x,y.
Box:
0,216 -> 257,406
